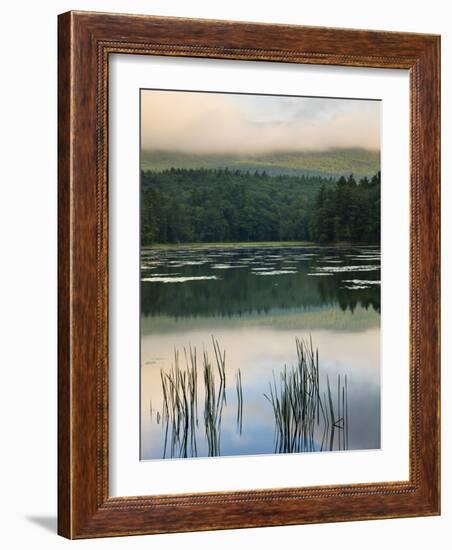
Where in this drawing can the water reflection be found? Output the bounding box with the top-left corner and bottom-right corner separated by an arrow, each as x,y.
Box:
140,245 -> 380,460
141,244 -> 380,317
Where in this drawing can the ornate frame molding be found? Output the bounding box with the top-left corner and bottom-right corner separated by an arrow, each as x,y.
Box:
58,11 -> 440,538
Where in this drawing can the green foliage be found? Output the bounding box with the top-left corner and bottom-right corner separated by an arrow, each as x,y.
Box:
141,168 -> 332,244
309,172 -> 380,243
140,168 -> 380,245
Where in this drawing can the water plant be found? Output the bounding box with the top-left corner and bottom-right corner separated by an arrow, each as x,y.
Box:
158,337 -> 229,458
159,347 -> 199,458
264,337 -> 349,453
236,369 -> 243,435
155,336 -> 349,458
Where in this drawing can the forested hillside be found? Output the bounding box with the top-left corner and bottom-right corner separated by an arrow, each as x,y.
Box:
309,172 -> 380,243
140,168 -> 380,245
141,148 -> 380,179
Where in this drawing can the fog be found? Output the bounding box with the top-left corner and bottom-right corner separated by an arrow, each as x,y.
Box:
141,90 -> 380,155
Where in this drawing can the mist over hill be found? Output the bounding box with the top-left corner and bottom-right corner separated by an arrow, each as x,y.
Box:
141,148 -> 380,179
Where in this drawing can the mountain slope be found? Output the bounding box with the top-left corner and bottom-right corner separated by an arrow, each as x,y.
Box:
141,148 -> 380,179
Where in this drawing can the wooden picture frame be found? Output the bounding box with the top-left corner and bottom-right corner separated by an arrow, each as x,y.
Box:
58,10 -> 440,539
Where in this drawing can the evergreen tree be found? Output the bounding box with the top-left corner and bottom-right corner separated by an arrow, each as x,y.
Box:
140,168 -> 380,245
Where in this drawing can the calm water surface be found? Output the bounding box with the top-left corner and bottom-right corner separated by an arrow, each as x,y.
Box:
140,244 -> 380,460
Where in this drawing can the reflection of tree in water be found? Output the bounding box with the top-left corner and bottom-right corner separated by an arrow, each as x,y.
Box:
153,337 -> 349,459
141,260 -> 380,318
317,280 -> 380,314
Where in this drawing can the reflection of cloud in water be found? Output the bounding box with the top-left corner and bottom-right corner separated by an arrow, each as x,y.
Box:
211,264 -> 248,270
343,279 -> 380,285
141,275 -> 219,283
341,279 -> 381,290
141,272 -> 181,277
320,260 -> 344,264
140,244 -> 381,459
342,284 -> 372,290
314,265 -> 380,273
141,327 -> 380,458
141,305 -> 380,333
253,270 -> 297,276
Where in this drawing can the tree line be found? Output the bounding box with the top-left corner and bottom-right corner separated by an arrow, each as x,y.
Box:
310,172 -> 380,243
141,168 -> 380,245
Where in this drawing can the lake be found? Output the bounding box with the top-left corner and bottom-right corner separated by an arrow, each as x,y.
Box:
140,244 -> 381,460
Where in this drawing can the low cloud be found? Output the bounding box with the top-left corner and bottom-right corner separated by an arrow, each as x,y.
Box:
141,90 -> 380,155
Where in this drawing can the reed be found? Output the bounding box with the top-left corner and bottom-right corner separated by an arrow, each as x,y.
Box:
265,337 -> 349,454
159,348 -> 199,458
158,338 -> 232,458
155,336 -> 350,458
202,338 -> 228,456
236,368 -> 243,434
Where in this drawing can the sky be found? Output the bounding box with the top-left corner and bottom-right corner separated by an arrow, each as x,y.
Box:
141,90 -> 380,155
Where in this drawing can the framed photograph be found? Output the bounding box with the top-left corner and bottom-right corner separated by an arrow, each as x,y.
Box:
58,11 -> 440,539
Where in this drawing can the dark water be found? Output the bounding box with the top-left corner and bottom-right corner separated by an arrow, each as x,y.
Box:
140,244 -> 381,460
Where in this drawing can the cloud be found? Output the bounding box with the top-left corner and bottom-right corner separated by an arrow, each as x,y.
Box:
141,90 -> 380,154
